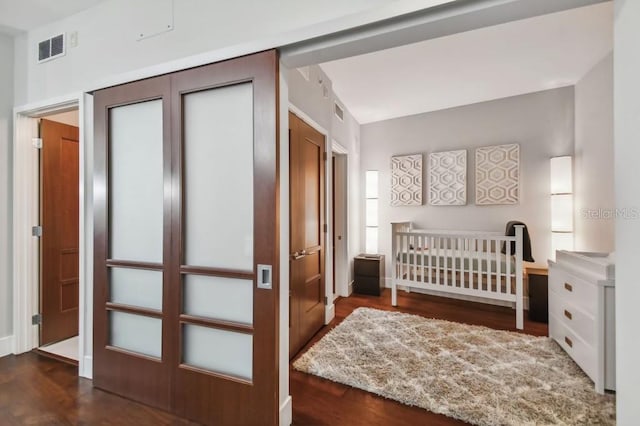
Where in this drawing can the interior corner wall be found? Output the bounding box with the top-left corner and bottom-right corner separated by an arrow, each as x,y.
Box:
361,87 -> 575,276
0,33 -> 14,342
574,52 -> 614,253
614,0 -> 640,422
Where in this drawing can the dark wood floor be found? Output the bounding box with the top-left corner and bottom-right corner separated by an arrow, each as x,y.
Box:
290,289 -> 548,426
0,289 -> 547,425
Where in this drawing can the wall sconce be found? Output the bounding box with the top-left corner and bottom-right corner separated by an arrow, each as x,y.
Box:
550,156 -> 573,256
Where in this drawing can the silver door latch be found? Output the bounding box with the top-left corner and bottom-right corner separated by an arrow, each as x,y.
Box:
257,264 -> 272,289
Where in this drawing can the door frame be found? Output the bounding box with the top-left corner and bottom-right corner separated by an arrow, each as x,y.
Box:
330,142 -> 349,299
12,92 -> 94,378
288,103 -> 335,325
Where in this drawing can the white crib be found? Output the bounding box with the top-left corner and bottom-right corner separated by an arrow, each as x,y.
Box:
391,222 -> 525,330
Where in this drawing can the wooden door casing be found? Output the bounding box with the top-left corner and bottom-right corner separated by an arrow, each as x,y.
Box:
93,50 -> 279,425
41,119 -> 80,346
289,112 -> 326,359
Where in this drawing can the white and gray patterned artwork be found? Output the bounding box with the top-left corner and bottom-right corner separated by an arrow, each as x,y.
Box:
391,154 -> 423,206
475,143 -> 520,205
428,150 -> 467,206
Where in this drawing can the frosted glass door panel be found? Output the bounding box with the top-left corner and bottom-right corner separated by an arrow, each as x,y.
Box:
110,311 -> 162,358
183,324 -> 252,381
183,275 -> 252,325
183,83 -> 254,271
109,100 -> 163,263
110,268 -> 162,311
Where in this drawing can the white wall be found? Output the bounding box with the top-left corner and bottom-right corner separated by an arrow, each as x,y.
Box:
614,0 -> 640,423
13,0 -> 400,105
574,52 -> 614,253
0,33 -> 14,344
361,87 -> 575,276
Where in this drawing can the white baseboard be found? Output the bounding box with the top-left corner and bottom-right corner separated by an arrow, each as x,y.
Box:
348,280 -> 354,296
325,303 -> 335,324
80,355 -> 93,379
0,335 -> 14,358
279,395 -> 292,426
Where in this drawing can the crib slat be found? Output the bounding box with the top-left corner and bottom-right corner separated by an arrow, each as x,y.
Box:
468,239 -> 473,290
417,235 -> 423,283
427,236 -> 432,284
506,236 -> 512,295
496,238 -> 502,294
485,240 -> 491,292
476,239 -> 481,290
444,237 -> 449,287
436,237 -> 441,286
456,238 -> 464,288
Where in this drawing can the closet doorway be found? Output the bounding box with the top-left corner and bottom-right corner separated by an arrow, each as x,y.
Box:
289,112 -> 326,359
93,50 -> 280,425
38,112 -> 81,363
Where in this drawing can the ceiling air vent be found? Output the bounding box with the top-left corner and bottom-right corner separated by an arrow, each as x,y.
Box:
38,34 -> 66,63
334,103 -> 344,122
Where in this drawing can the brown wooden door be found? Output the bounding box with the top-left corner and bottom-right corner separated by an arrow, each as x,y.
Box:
40,119 -> 79,346
289,112 -> 326,359
93,50 -> 279,425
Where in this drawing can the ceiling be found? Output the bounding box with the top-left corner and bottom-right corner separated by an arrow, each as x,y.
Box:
320,2 -> 613,124
0,0 -> 107,34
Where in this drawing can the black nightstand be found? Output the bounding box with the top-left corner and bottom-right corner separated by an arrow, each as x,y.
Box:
354,254 -> 385,296
526,265 -> 549,323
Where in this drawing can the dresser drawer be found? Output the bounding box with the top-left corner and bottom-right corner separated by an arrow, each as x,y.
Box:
549,291 -> 596,345
549,265 -> 598,315
550,313 -> 597,381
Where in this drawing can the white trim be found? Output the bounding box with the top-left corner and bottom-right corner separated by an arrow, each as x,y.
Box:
325,303 -> 335,324
12,93 -> 88,379
279,395 -> 293,426
0,335 -> 14,358
81,356 -> 94,379
332,139 -> 348,155
288,103 -> 329,137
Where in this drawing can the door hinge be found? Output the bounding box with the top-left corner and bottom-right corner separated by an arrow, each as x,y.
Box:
32,314 -> 42,325
323,152 -> 327,161
32,225 -> 42,237
32,138 -> 43,149
325,296 -> 329,305
323,223 -> 328,233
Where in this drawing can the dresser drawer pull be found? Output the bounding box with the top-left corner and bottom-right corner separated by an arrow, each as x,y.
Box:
565,336 -> 573,348
564,282 -> 573,292
564,310 -> 573,320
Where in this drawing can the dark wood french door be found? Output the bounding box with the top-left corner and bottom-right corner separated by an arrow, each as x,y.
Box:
93,50 -> 279,425
289,112 -> 326,359
40,119 -> 80,346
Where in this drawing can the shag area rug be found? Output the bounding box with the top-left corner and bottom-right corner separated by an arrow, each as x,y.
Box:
293,307 -> 615,425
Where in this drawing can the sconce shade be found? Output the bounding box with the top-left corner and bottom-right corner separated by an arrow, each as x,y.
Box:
550,156 -> 572,194
551,194 -> 573,232
365,170 -> 379,199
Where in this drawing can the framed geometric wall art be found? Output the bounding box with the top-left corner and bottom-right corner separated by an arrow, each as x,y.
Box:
391,154 -> 423,206
428,149 -> 467,206
475,143 -> 520,205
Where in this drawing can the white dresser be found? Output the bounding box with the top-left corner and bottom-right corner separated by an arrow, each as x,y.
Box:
548,251 -> 615,394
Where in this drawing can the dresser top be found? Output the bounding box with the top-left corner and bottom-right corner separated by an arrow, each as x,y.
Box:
550,250 -> 615,282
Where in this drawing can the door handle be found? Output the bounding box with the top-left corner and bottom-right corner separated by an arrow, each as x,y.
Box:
291,252 -> 306,260
257,264 -> 272,289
